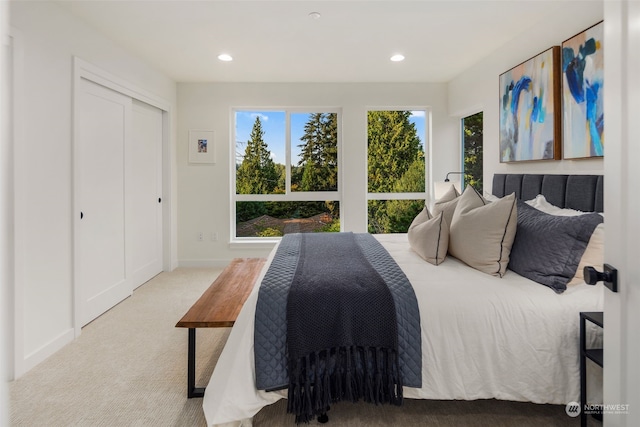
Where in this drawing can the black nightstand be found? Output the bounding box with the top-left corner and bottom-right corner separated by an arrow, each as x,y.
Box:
580,311 -> 603,427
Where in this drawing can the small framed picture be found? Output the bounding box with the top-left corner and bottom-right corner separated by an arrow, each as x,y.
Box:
189,130 -> 215,164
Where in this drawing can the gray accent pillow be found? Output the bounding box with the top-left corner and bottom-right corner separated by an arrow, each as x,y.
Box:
508,200 -> 604,293
408,207 -> 448,265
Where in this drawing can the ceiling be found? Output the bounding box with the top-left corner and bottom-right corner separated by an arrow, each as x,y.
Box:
56,0 -> 583,83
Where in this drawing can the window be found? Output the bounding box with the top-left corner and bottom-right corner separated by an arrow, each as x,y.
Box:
367,110 -> 428,233
462,111 -> 483,192
233,110 -> 340,239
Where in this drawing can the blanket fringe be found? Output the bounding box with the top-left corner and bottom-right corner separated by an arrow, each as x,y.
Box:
287,346 -> 402,424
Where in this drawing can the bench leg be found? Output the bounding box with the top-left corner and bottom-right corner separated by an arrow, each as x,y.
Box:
187,328 -> 206,398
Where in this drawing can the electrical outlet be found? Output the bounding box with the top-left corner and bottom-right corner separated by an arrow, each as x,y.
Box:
211,232 -> 219,242
197,231 -> 204,241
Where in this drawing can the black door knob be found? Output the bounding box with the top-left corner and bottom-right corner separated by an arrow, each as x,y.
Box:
584,266 -> 606,285
583,264 -> 618,292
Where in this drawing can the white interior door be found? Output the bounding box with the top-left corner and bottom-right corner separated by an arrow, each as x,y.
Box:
129,100 -> 163,288
603,2 -> 640,425
77,78 -> 132,326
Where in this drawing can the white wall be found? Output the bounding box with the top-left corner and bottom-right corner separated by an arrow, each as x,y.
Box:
9,1 -> 177,377
177,83 -> 459,264
448,1 -> 604,192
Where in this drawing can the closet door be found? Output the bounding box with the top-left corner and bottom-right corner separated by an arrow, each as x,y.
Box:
77,78 -> 132,326
129,100 -> 163,288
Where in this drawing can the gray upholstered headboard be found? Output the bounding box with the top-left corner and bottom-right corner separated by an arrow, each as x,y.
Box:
492,174 -> 604,213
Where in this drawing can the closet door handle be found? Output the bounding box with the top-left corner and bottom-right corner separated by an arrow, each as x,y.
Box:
80,211 -> 84,219
158,198 -> 162,203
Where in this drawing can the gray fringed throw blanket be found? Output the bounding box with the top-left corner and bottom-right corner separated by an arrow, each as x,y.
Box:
286,233 -> 402,423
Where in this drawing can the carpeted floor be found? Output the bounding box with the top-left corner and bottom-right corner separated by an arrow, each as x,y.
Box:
10,267 -> 600,426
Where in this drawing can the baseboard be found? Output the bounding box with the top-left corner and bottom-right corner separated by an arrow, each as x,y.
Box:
19,328 -> 74,378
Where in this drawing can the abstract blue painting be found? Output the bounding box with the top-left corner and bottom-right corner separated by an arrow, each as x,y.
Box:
499,47 -> 561,162
562,22 -> 604,159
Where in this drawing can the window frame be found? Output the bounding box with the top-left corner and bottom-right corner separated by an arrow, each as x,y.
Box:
231,107 -> 342,244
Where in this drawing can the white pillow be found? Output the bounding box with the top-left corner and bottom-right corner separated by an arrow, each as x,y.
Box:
483,193 -> 500,203
449,186 -> 517,277
525,194 -> 584,216
407,207 -> 448,265
525,194 -> 604,285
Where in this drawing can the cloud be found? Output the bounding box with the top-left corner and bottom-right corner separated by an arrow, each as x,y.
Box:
410,110 -> 426,117
250,112 -> 269,122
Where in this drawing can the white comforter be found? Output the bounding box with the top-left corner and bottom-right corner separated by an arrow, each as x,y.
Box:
203,234 -> 604,427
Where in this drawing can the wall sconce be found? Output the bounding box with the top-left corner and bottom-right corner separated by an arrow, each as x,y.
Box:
434,171 -> 464,200
444,171 -> 464,182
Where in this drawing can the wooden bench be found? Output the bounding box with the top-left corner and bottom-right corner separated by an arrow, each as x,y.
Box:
176,257 -> 266,398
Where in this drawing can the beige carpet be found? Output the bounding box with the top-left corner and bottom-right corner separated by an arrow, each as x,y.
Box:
10,267 -> 600,426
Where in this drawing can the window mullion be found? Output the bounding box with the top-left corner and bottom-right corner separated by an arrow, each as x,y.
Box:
236,192 -> 339,202
285,111 -> 291,194
367,192 -> 427,201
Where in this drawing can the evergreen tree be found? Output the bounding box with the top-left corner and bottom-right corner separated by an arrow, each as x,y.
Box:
463,112 -> 483,192
236,116 -> 279,194
236,201 -> 266,223
385,157 -> 426,232
297,113 -> 338,192
368,111 -> 422,193
275,163 -> 286,192
367,111 -> 425,233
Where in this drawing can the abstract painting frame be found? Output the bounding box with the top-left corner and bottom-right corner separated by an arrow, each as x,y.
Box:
499,46 -> 561,162
562,21 -> 604,159
188,129 -> 216,164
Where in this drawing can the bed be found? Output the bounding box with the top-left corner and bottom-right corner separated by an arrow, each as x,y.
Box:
202,173 -> 605,427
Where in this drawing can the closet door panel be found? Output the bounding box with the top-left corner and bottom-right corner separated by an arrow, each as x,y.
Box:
77,79 -> 132,326
129,100 -> 163,287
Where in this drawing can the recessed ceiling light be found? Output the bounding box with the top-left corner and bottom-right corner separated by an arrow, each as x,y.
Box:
390,54 -> 405,62
217,54 -> 233,62
308,11 -> 321,19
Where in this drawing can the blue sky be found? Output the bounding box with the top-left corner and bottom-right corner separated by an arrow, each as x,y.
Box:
235,110 -> 426,165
